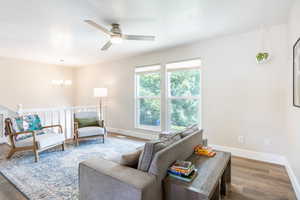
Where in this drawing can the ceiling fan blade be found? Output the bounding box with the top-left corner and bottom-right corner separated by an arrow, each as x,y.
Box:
101,41 -> 112,51
84,20 -> 112,35
123,35 -> 155,41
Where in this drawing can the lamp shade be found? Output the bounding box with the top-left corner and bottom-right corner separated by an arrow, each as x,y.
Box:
94,88 -> 108,97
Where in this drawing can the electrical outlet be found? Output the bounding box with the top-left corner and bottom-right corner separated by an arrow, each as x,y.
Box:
238,136 -> 244,144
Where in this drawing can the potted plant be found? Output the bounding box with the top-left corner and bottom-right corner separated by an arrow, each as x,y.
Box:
256,52 -> 269,64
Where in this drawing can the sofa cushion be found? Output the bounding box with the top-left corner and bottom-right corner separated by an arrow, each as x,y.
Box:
15,132 -> 65,149
137,136 -> 181,172
159,132 -> 181,141
78,127 -> 105,137
148,130 -> 203,180
180,124 -> 199,138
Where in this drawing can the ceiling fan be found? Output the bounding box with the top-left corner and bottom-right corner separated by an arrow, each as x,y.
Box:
84,20 -> 155,51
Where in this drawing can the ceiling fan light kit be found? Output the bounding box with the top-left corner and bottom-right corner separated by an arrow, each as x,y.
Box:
111,35 -> 123,44
84,20 -> 155,50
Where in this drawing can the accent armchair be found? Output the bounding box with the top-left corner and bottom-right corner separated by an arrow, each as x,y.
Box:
5,114 -> 65,162
74,112 -> 106,145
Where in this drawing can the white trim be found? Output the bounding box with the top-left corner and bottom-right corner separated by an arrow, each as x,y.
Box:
136,96 -> 161,99
0,111 -> 8,144
22,105 -> 97,113
210,144 -> 300,199
166,58 -> 202,70
166,67 -> 202,131
166,67 -> 201,72
134,70 -> 162,131
167,96 -> 200,99
135,125 -> 161,132
210,144 -> 286,165
135,64 -> 161,73
107,127 -> 158,140
283,158 -> 300,199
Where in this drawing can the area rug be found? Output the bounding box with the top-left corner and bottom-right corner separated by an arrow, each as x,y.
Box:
0,137 -> 144,200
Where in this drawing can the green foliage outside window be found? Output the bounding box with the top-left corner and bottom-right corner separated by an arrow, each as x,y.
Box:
137,69 -> 200,130
170,99 -> 199,131
138,72 -> 161,127
169,69 -> 200,130
138,73 -> 160,96
170,70 -> 200,97
139,98 -> 160,126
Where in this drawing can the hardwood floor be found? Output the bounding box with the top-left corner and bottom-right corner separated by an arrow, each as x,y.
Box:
228,157 -> 296,200
0,135 -> 297,200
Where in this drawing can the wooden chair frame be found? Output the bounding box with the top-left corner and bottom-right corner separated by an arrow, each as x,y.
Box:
5,118 -> 65,162
73,119 -> 106,146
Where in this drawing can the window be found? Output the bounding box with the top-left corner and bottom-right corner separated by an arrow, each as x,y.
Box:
167,59 -> 201,131
135,65 -> 161,131
135,59 -> 201,132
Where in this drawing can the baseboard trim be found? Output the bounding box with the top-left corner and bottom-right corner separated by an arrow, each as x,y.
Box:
283,159 -> 300,199
210,144 -> 286,165
107,127 -> 158,140
210,144 -> 300,199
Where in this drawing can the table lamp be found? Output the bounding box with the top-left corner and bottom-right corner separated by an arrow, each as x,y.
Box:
94,88 -> 108,120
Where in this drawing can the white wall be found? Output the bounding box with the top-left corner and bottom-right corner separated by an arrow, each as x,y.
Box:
285,0 -> 300,189
75,24 -> 288,155
0,57 -> 75,110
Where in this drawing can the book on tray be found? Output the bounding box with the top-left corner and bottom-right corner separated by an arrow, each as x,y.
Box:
168,160 -> 197,182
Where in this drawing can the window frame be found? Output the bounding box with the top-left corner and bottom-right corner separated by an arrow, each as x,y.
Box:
134,65 -> 162,132
134,58 -> 202,132
166,66 -> 202,131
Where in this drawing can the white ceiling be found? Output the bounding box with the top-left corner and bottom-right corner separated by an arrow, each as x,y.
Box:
0,0 -> 294,66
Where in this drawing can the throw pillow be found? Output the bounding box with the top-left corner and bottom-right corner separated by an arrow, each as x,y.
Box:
137,136 -> 181,172
108,149 -> 142,168
11,115 -> 44,141
75,117 -> 99,128
121,149 -> 143,167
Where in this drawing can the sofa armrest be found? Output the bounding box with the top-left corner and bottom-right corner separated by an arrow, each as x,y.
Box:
79,158 -> 158,200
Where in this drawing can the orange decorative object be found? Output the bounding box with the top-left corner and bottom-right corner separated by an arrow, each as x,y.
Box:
194,145 -> 216,157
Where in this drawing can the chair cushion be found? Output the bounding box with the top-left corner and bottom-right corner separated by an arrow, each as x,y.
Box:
15,132 -> 65,149
78,127 -> 105,137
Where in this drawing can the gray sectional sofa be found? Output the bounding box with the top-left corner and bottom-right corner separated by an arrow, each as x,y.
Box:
79,128 -> 203,200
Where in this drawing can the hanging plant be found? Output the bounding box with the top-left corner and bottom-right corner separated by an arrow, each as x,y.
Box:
256,52 -> 269,64
256,26 -> 271,64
